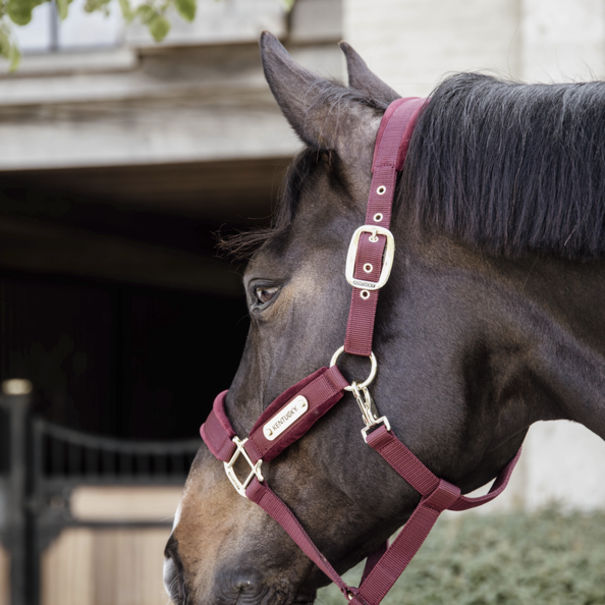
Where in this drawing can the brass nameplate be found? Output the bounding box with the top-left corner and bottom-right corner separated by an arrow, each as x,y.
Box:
263,396 -> 308,441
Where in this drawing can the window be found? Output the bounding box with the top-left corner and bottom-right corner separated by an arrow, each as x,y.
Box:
14,0 -> 123,53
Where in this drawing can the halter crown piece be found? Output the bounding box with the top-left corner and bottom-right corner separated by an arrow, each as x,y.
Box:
200,98 -> 521,605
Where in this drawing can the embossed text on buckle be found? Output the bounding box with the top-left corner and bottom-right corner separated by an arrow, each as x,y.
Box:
224,436 -> 264,497
345,225 -> 395,290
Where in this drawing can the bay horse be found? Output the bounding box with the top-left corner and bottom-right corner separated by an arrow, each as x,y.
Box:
164,31 -> 605,605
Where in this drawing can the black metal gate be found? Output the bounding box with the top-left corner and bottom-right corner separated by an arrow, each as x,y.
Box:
0,389 -> 200,605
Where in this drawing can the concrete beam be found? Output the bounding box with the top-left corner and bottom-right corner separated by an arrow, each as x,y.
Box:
0,157 -> 290,218
0,42 -> 344,171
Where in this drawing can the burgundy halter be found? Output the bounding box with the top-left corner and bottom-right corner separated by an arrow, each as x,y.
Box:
201,98 -> 521,605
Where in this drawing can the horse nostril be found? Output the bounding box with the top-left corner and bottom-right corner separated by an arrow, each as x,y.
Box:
234,576 -> 255,591
219,569 -> 265,602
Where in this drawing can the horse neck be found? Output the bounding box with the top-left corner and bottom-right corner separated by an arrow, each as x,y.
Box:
400,234 -> 605,442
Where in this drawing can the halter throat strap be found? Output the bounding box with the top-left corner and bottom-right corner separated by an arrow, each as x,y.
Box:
200,97 -> 521,605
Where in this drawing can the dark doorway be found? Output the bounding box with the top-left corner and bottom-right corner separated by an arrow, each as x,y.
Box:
0,271 -> 250,439
0,157 -> 287,439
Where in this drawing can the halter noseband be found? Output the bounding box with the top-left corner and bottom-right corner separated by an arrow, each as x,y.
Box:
200,98 -> 521,605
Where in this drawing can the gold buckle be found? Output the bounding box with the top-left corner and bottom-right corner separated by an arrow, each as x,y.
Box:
223,436 -> 264,498
345,225 -> 395,290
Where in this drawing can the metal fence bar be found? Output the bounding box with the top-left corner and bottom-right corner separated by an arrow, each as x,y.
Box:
40,421 -> 200,456
0,390 -> 34,605
2,383 -> 201,605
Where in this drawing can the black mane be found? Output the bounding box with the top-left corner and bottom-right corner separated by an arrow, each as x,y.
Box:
225,73 -> 605,261
402,73 -> 605,260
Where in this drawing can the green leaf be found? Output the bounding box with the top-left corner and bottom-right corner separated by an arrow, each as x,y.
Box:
56,0 -> 70,20
0,27 -> 10,59
0,20 -> 21,72
147,13 -> 170,41
135,4 -> 156,24
279,0 -> 295,11
118,0 -> 133,22
6,0 -> 34,25
84,0 -> 111,14
8,42 -> 20,71
174,0 -> 195,22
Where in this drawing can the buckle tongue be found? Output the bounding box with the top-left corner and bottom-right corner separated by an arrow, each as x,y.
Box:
224,436 -> 264,497
346,225 -> 395,290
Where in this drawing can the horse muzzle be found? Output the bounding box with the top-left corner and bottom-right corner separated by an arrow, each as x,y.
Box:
164,548 -> 317,605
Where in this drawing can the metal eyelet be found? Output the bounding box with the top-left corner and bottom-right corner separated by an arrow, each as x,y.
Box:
363,263 -> 373,273
360,290 -> 370,299
373,213 -> 383,222
376,186 -> 386,195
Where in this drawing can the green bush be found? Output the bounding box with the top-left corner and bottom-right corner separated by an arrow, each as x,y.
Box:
317,508 -> 605,605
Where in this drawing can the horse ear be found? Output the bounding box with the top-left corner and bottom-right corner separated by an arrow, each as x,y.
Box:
260,31 -> 377,153
339,41 -> 401,104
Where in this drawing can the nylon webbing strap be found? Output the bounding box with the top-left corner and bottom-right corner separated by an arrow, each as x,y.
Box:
246,479 -> 350,594
344,98 -> 427,357
201,366 -> 349,465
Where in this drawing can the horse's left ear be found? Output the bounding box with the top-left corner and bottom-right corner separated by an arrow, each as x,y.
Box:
260,31 -> 379,158
339,41 -> 401,104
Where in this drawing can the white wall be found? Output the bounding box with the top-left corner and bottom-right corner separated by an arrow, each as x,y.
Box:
456,422 -> 605,514
344,0 -> 605,94
345,0 -> 605,512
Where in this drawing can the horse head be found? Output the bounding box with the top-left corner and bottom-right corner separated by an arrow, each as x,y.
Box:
163,31 -> 605,605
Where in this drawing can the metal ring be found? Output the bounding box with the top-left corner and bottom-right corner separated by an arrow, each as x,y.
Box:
373,213 -> 383,222
330,346 -> 377,391
360,290 -> 370,299
376,186 -> 386,195
363,263 -> 373,273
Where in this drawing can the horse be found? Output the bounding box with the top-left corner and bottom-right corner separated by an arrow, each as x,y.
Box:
163,31 -> 605,605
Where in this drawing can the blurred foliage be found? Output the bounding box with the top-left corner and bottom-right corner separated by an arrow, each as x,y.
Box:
317,508 -> 605,605
0,0 -> 295,71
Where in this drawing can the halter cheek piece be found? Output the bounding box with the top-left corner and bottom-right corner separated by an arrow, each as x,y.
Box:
201,98 -> 521,605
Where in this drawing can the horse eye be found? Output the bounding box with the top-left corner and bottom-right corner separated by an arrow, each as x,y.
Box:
254,286 -> 279,306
